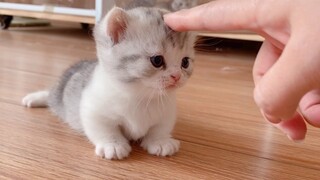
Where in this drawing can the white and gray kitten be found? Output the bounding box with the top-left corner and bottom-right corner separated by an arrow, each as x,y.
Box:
22,7 -> 195,160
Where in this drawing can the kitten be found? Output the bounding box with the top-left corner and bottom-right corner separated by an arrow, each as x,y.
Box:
22,7 -> 195,160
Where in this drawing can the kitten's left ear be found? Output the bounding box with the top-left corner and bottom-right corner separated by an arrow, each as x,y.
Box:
105,7 -> 128,44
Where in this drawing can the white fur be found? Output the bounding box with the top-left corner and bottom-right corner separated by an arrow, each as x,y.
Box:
22,91 -> 49,108
80,65 -> 179,159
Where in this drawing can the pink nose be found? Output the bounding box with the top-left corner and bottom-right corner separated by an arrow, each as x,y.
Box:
170,73 -> 181,82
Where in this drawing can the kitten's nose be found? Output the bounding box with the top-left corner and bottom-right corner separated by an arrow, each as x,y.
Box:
170,73 -> 181,82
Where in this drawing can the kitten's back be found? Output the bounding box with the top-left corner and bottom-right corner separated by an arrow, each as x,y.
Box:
48,60 -> 97,131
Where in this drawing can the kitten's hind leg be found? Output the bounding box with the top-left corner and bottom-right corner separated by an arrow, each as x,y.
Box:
22,91 -> 49,108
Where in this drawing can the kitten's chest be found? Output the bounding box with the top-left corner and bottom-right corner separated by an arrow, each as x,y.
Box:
121,98 -> 172,140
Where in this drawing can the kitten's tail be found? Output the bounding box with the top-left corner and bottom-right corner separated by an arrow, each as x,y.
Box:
22,91 -> 49,108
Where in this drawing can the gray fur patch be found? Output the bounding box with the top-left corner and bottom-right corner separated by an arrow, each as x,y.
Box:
48,60 -> 97,130
116,54 -> 158,83
146,9 -> 153,16
177,32 -> 189,49
117,54 -> 142,83
120,54 -> 141,63
161,23 -> 175,48
157,18 -> 161,26
117,54 -> 141,70
167,30 -> 189,49
120,76 -> 139,83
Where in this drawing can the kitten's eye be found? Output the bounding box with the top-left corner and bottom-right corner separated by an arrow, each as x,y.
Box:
150,55 -> 165,68
181,57 -> 190,69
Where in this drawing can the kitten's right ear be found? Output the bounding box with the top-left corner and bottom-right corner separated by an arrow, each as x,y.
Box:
105,7 -> 128,45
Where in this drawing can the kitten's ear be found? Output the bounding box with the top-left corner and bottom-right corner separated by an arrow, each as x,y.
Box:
105,7 -> 128,44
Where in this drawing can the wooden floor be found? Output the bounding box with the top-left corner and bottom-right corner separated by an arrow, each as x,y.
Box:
1,22 -> 320,180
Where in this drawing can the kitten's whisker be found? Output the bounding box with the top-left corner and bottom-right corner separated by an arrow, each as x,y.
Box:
145,89 -> 155,115
161,85 -> 173,105
133,90 -> 146,112
157,87 -> 162,112
133,88 -> 152,115
159,90 -> 165,112
158,81 -> 167,113
156,90 -> 161,114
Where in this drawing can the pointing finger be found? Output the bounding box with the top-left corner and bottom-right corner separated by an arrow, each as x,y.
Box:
164,0 -> 258,32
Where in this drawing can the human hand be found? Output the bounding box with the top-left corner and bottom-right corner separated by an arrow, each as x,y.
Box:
164,0 -> 320,141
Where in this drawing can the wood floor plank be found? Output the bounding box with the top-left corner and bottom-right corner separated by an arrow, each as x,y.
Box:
1,22 -> 320,179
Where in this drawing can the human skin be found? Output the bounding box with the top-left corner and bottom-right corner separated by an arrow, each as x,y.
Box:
164,0 -> 320,141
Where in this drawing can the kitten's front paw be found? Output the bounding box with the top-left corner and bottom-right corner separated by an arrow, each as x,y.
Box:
95,142 -> 131,160
141,138 -> 180,157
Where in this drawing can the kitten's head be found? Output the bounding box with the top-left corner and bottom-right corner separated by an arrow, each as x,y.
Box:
94,7 -> 195,92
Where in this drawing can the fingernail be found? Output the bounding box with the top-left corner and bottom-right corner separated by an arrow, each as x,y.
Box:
261,110 -> 281,124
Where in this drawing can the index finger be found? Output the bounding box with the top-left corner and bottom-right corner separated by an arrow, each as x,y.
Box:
164,0 -> 258,32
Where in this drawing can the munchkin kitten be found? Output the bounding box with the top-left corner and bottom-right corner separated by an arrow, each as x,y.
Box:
22,7 -> 195,160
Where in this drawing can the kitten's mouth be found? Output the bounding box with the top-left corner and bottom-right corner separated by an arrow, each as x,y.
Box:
166,85 -> 176,89
165,83 -> 179,90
